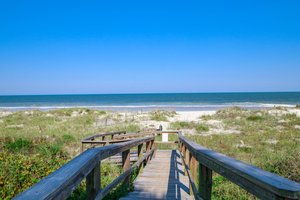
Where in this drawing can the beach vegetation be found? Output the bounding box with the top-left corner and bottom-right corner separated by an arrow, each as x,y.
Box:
170,121 -> 209,132
186,107 -> 300,199
4,138 -> 33,152
149,110 -> 177,121
170,121 -> 193,129
195,123 -> 209,132
246,115 -> 263,121
0,107 -> 299,199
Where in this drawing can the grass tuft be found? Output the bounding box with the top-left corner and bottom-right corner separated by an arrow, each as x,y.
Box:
4,138 -> 32,152
170,121 -> 209,132
149,110 -> 176,121
246,115 -> 263,121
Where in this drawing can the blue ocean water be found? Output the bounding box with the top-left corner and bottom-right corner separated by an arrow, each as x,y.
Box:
0,92 -> 299,111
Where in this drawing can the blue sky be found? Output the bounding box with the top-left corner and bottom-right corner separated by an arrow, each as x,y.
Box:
0,0 -> 300,95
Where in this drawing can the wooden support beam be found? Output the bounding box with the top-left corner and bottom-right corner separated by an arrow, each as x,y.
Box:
145,141 -> 151,164
137,143 -> 144,173
188,152 -> 193,195
150,139 -> 155,159
198,163 -> 213,200
185,149 -> 190,176
86,161 -> 101,200
81,143 -> 84,153
137,144 -> 143,158
182,144 -> 187,175
122,149 -> 131,188
192,156 -> 197,182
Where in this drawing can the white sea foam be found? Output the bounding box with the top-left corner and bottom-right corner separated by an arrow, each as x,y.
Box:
0,103 -> 296,111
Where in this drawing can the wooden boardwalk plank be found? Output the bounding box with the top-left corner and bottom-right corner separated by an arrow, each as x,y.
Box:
120,150 -> 193,200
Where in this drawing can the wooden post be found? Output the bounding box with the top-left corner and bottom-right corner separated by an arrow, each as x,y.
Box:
122,149 -> 131,188
146,141 -> 151,164
189,155 -> 197,195
150,139 -> 155,159
137,144 -> 143,158
188,152 -> 193,195
102,136 -> 105,141
86,161 -> 100,200
179,141 -> 182,152
198,163 -> 212,200
185,149 -> 190,176
182,144 -> 187,175
111,134 -> 114,140
137,144 -> 144,173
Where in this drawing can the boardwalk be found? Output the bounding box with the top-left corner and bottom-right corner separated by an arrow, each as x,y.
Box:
121,150 -> 193,200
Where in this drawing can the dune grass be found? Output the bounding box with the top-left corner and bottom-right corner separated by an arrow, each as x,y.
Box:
0,108 -> 142,199
190,107 -> 300,199
170,121 -> 209,132
149,110 -> 177,121
0,107 -> 299,199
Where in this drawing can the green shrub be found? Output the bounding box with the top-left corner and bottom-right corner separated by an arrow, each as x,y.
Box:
4,139 -> 32,152
97,110 -> 107,115
171,121 -> 209,132
170,121 -> 193,129
0,151 -> 67,199
246,115 -> 263,121
195,124 -> 209,132
37,142 -> 65,157
149,110 -> 176,121
62,134 -> 76,143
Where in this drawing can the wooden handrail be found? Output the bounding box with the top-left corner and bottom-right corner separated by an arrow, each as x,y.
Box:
81,131 -> 127,141
80,131 -> 157,152
178,131 -> 300,200
13,130 -> 300,200
14,136 -> 156,200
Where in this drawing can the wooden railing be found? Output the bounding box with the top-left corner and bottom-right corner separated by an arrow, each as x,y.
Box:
13,130 -> 300,200
14,136 -> 156,200
178,131 -> 300,200
81,131 -> 156,152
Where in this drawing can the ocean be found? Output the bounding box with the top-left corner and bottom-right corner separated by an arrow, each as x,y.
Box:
0,92 -> 299,111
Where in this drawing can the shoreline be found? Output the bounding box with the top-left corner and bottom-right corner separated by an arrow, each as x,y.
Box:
0,103 -> 296,112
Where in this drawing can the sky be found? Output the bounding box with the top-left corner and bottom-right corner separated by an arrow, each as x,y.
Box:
0,0 -> 300,95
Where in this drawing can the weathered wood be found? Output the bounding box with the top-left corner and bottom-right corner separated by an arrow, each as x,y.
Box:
137,144 -> 143,158
95,149 -> 155,200
14,136 -> 155,200
179,150 -> 201,200
137,144 -> 144,173
198,163 -> 212,200
86,161 -> 101,200
145,141 -> 151,164
151,139 -> 156,159
81,139 -> 131,144
178,132 -> 300,200
14,129 -> 300,200
82,131 -> 126,141
122,149 -> 131,187
188,151 -> 193,195
121,150 -> 193,200
191,156 -> 197,183
185,148 -> 190,176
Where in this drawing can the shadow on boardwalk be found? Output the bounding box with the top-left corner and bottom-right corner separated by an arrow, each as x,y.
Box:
121,150 -> 193,200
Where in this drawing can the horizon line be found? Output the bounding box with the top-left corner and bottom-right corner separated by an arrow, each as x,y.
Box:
1,91 -> 300,96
